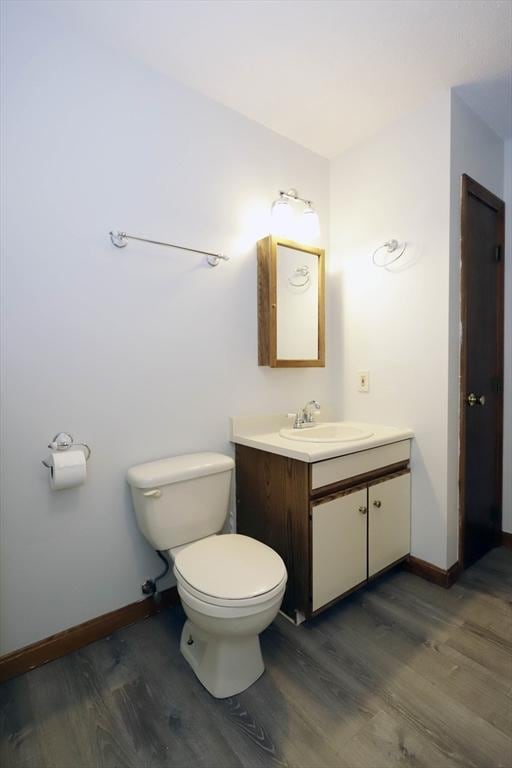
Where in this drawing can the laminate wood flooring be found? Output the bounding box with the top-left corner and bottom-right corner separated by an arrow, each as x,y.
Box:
1,547 -> 511,768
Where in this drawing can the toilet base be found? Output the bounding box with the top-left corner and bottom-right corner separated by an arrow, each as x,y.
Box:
180,619 -> 265,699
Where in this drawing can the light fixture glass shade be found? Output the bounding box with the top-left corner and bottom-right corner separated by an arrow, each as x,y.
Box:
271,196 -> 293,234
301,205 -> 320,241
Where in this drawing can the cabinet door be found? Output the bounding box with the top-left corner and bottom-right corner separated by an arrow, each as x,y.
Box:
368,473 -> 410,577
312,488 -> 367,611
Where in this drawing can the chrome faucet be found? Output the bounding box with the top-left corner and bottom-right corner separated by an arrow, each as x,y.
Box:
293,400 -> 321,429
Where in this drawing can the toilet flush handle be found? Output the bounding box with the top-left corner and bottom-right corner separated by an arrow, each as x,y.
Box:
143,489 -> 161,498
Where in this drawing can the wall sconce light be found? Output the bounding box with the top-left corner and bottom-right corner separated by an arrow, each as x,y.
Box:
270,188 -> 320,240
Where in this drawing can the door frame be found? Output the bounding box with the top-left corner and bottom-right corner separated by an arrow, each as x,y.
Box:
459,173 -> 505,567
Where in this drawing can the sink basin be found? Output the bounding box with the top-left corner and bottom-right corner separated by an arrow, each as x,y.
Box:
279,422 -> 374,443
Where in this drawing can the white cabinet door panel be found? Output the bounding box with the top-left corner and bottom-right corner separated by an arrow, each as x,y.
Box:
312,488 -> 367,611
369,473 -> 410,577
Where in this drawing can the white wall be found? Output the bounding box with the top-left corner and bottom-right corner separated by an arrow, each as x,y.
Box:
448,93 -> 505,557
330,91 -> 453,569
0,3 -> 333,654
503,137 -> 512,533
330,90 -> 506,571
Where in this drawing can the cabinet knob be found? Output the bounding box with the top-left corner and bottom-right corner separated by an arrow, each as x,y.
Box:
373,500 -> 382,508
359,505 -> 367,515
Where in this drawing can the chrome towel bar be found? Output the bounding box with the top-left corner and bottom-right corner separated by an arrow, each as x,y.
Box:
109,230 -> 230,267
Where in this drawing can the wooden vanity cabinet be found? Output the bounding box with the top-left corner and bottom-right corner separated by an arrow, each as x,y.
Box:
235,441 -> 411,622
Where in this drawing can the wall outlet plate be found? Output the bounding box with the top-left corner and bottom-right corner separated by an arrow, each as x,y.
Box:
358,371 -> 369,392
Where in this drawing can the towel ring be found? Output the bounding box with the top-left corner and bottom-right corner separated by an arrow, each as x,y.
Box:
372,239 -> 406,268
288,265 -> 310,288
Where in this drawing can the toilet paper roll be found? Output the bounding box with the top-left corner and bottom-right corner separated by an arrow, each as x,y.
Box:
48,450 -> 87,490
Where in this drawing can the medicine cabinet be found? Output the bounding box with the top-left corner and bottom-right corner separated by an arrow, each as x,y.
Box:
257,236 -> 325,367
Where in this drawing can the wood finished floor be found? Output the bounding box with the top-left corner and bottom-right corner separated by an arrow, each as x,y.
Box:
1,547 -> 511,768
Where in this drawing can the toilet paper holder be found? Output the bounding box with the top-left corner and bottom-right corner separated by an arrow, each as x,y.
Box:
42,432 -> 92,468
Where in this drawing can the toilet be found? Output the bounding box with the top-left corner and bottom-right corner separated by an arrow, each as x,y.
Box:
127,452 -> 287,699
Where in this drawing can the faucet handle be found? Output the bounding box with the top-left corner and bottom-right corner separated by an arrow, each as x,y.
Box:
303,400 -> 321,423
286,412 -> 304,429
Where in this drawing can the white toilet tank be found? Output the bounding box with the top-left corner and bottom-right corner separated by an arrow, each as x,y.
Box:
127,452 -> 235,551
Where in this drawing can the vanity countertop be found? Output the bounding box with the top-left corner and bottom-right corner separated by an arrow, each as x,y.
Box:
230,414 -> 414,463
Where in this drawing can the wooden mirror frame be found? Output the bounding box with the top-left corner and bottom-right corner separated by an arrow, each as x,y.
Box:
257,235 -> 325,368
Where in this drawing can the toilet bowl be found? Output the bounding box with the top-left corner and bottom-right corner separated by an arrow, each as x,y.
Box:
172,533 -> 287,698
127,453 -> 287,699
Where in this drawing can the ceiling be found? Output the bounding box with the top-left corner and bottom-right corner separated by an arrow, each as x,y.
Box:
43,0 -> 512,157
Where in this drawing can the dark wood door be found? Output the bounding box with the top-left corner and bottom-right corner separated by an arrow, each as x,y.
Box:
459,175 -> 505,568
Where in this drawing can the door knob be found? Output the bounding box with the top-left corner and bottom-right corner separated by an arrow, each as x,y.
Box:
466,393 -> 486,407
373,500 -> 382,508
359,505 -> 367,515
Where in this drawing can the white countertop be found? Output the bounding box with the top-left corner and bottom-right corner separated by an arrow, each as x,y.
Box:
230,413 -> 414,463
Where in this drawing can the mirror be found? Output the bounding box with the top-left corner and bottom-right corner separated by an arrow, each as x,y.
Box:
257,236 -> 325,367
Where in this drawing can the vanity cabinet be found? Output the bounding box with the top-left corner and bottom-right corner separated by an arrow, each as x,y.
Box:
235,440 -> 411,622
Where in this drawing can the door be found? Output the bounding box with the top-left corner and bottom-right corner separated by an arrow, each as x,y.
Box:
368,473 -> 411,577
311,487 -> 367,611
460,174 -> 505,568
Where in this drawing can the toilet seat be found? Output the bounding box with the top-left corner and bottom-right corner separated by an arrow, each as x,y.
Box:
175,570 -> 287,608
176,577 -> 287,619
173,533 -> 287,608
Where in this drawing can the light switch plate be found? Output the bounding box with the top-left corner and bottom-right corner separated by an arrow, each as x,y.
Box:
358,371 -> 369,393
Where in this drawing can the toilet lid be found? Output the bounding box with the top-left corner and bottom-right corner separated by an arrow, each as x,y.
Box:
173,534 -> 287,600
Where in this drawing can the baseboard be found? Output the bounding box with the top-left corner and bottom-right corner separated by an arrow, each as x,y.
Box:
405,555 -> 461,589
0,586 -> 178,684
502,531 -> 512,550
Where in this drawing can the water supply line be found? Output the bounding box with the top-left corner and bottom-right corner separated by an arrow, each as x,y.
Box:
141,550 -> 170,597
